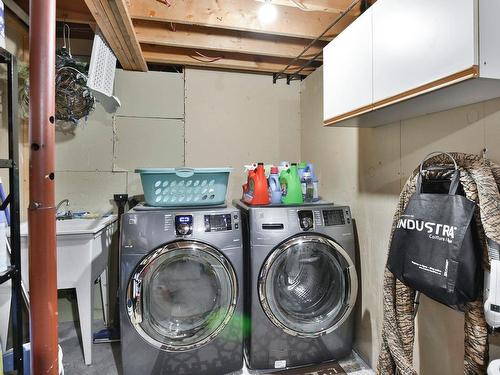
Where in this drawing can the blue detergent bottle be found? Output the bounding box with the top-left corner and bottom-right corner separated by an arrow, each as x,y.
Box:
268,166 -> 282,204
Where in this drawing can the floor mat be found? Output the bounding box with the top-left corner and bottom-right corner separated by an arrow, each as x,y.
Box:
269,362 -> 346,374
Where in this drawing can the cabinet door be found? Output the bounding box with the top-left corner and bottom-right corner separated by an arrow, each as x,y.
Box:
323,8 -> 373,123
372,0 -> 477,103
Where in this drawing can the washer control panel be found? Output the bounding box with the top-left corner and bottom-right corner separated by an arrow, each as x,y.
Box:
175,215 -> 193,236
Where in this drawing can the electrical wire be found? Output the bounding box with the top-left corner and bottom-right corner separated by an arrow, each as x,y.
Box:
190,51 -> 223,63
274,0 -> 362,82
157,0 -> 172,6
62,23 -> 72,58
289,0 -> 309,11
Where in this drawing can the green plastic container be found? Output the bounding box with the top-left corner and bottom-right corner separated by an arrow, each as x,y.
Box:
279,163 -> 303,205
136,168 -> 232,207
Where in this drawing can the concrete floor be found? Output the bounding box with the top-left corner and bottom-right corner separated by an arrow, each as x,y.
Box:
58,318 -> 373,375
57,289 -> 373,375
59,320 -> 121,375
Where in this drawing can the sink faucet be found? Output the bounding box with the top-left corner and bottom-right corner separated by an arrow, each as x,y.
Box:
56,199 -> 72,220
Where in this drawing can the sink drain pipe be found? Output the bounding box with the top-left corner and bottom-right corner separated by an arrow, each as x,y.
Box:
28,0 -> 59,374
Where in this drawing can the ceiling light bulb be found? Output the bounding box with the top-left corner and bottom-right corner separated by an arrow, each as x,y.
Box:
259,0 -> 277,24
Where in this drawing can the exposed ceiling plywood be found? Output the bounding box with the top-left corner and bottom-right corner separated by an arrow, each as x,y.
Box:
128,0 -> 356,40
254,0 -> 361,15
134,20 -> 326,60
13,0 -> 366,75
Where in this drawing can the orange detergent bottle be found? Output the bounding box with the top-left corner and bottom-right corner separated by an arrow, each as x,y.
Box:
242,162 -> 270,205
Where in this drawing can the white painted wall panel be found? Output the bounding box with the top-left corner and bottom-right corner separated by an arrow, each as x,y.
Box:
483,97 -> 500,163
114,70 -> 184,118
55,105 -> 114,172
302,67 -> 500,374
184,69 -> 301,202
113,116 -> 184,171
55,171 -> 127,214
400,102 -> 485,177
323,9 -> 373,121
303,67 -> 401,366
372,0 -> 477,102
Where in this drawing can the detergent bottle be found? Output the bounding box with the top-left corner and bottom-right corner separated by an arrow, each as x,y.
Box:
307,163 -> 319,201
242,162 -> 270,205
278,161 -> 290,173
298,162 -> 307,180
302,171 -> 314,202
268,166 -> 282,205
279,163 -> 303,205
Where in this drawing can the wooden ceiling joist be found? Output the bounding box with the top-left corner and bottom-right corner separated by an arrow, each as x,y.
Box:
141,44 -> 318,75
56,8 -> 93,24
134,20 -> 326,60
83,0 -> 147,71
128,0 -> 356,40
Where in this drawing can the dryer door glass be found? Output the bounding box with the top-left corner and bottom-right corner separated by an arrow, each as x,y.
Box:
259,235 -> 357,338
127,241 -> 238,351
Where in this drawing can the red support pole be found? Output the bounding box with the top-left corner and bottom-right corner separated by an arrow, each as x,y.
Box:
28,0 -> 59,374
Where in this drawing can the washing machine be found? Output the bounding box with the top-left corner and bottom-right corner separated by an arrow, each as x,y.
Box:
235,200 -> 358,371
120,204 -> 244,375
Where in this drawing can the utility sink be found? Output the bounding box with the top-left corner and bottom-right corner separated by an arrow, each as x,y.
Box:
12,215 -> 118,365
18,215 -> 117,236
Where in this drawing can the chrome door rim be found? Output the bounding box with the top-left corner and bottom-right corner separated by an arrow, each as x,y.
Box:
127,240 -> 238,351
258,234 -> 358,338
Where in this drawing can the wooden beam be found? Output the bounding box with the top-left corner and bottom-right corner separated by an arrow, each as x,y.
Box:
83,0 -> 147,71
128,0 -> 357,40
15,0 -> 95,24
56,8 -> 94,24
84,0 -> 132,69
56,0 -> 95,24
255,0 -> 361,15
141,44 -> 318,75
134,20 -> 325,60
109,0 -> 148,71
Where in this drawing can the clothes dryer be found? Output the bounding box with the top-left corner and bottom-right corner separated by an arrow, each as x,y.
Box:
236,201 -> 357,371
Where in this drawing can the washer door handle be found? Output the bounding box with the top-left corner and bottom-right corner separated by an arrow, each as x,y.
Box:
344,265 -> 358,309
129,277 -> 143,324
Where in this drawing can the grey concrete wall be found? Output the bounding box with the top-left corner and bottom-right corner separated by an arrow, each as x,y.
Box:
300,66 -> 500,374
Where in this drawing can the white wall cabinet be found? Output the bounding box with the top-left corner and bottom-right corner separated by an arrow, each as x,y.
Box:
323,9 -> 373,121
372,0 -> 476,102
323,0 -> 500,127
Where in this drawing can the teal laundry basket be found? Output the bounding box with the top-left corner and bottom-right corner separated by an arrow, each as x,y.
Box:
136,168 -> 232,207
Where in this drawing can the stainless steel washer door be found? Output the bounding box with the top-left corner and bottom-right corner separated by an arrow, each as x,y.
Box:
127,240 -> 238,351
259,235 -> 357,338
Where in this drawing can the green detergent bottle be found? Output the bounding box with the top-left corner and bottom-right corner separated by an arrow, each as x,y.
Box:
279,163 -> 304,204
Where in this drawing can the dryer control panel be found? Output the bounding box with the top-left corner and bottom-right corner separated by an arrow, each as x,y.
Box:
322,208 -> 351,226
204,213 -> 233,232
172,212 -> 239,236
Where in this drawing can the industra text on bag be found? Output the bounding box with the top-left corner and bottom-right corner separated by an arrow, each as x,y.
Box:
397,214 -> 458,244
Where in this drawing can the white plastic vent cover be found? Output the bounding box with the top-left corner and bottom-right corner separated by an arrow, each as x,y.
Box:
88,31 -> 116,97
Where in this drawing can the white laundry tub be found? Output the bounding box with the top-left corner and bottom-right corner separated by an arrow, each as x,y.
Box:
14,215 -> 118,365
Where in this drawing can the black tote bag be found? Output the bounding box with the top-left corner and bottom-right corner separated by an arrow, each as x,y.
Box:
387,152 -> 481,307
